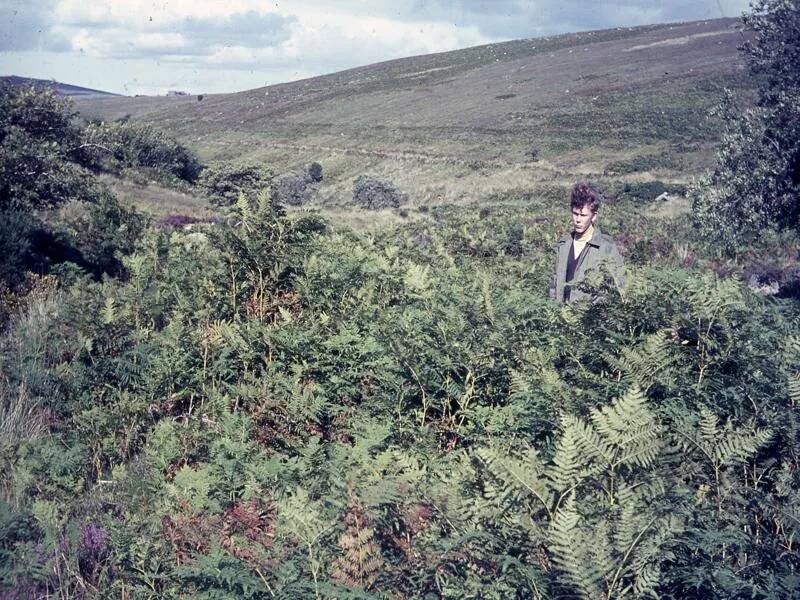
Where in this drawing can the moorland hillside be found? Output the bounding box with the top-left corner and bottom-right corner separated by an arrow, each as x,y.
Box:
3,5 -> 800,597
76,18 -> 752,207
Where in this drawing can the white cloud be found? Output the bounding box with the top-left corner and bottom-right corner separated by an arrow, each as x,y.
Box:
0,0 -> 755,94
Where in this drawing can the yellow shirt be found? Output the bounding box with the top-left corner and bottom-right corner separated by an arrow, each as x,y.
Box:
572,225 -> 594,259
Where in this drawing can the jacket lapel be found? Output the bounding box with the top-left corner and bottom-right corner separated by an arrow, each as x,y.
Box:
555,235 -> 570,301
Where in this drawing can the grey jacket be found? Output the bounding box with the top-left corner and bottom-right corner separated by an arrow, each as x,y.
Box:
549,226 -> 624,303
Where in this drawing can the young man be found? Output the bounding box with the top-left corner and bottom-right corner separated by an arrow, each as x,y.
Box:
549,182 -> 624,304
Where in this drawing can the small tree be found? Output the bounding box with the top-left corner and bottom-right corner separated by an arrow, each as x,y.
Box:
692,0 -> 800,254
197,162 -> 273,207
0,84 -> 95,212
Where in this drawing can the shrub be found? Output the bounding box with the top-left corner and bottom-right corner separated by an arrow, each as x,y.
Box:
197,162 -> 273,207
525,146 -> 540,161
306,162 -> 323,183
79,121 -> 202,182
0,85 -> 99,213
0,129 -> 102,213
0,84 -> 78,147
692,0 -> 800,254
270,163 -> 324,206
352,175 -> 406,209
55,191 -> 149,278
614,180 -> 686,202
271,171 -> 314,207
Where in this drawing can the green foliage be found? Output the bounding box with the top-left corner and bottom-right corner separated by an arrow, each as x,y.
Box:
197,162 -> 273,207
0,85 -> 150,290
1,150 -> 800,598
271,169 -> 317,206
0,83 -> 77,147
0,119 -> 102,212
614,180 -> 687,202
0,211 -> 36,287
307,161 -> 323,183
692,0 -> 800,254
55,191 -> 150,278
352,175 -> 406,209
80,120 -> 202,182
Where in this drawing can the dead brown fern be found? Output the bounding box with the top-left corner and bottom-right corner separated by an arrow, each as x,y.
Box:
331,495 -> 384,590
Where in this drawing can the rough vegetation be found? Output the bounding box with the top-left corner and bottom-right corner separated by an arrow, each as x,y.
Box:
79,120 -> 202,183
0,84 -> 150,299
691,0 -> 800,254
352,175 -> 406,209
1,191 -> 799,598
197,162 -> 274,207
271,163 -> 323,207
1,3 -> 800,598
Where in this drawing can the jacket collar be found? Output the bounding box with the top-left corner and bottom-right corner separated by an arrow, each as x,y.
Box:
559,225 -> 603,247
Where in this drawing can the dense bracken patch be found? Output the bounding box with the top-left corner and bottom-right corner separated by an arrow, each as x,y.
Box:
1,191 -> 799,598
2,2 -> 799,597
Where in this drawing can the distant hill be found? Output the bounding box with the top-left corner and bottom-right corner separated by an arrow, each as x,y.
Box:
75,18 -> 753,207
2,76 -> 119,98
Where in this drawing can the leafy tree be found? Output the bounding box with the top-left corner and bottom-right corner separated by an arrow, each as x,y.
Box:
0,85 -> 97,212
692,0 -> 800,254
0,85 -> 148,287
0,84 -> 77,146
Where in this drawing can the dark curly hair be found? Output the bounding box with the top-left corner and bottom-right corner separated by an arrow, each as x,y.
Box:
570,182 -> 602,213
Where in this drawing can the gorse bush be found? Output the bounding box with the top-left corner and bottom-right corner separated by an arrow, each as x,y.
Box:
270,161 -> 324,207
353,175 -> 406,209
197,162 -> 274,207
80,120 -> 202,183
1,187 -> 799,598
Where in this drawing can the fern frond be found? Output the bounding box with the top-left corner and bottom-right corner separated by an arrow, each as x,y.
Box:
404,262 -> 431,297
507,368 -> 531,399
551,415 -> 596,491
714,427 -> 772,466
235,191 -> 252,227
686,273 -> 745,321
476,445 -> 553,515
591,386 -> 660,470
612,330 -> 682,391
255,188 -> 272,215
549,493 -> 603,599
101,295 -> 117,325
277,488 -> 328,546
790,374 -> 800,408
698,405 -> 719,445
572,418 -> 614,466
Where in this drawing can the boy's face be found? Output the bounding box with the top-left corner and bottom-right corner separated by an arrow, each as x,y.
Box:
571,204 -> 596,235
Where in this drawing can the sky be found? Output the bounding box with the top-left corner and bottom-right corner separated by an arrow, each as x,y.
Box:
0,0 -> 752,96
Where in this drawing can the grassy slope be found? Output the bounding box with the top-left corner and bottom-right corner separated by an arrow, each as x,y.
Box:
76,18 -> 753,212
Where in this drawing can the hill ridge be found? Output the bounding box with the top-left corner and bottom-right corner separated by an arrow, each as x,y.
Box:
76,17 -> 751,207
1,75 -> 119,98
